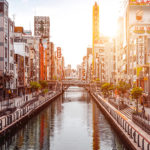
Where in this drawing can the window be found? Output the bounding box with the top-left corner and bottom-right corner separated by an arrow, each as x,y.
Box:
10,50 -> 13,57
5,35 -> 7,44
10,38 -> 13,45
5,48 -> 7,58
0,3 -> 4,13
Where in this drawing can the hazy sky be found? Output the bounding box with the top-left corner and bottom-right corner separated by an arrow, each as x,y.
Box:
7,0 -> 120,69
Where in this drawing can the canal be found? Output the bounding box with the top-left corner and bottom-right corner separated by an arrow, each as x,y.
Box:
0,87 -> 128,150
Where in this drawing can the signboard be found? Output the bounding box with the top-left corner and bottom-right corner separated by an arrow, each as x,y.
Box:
130,0 -> 150,5
57,47 -> 61,58
132,26 -> 150,35
137,37 -> 145,65
42,38 -> 48,49
24,30 -> 32,35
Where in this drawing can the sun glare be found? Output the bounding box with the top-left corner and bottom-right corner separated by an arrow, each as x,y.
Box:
99,0 -> 120,37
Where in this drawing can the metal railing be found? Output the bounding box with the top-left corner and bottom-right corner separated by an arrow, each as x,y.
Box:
0,92 -> 60,133
93,93 -> 150,150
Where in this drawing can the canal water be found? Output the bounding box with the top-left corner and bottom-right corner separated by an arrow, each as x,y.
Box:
0,87 -> 128,150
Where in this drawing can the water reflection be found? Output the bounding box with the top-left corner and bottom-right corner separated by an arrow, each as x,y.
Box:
0,86 -> 128,150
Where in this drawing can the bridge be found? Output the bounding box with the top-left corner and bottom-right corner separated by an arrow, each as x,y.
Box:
48,80 -> 90,86
62,80 -> 89,86
48,80 -> 101,92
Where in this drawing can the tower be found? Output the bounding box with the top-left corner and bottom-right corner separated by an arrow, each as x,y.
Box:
92,2 -> 100,79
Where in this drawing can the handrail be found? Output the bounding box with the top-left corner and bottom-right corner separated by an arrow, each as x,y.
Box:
93,92 -> 150,149
0,91 -> 61,134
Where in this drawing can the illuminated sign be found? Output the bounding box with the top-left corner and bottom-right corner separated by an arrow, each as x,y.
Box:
57,47 -> 61,58
133,26 -> 150,34
130,0 -> 150,5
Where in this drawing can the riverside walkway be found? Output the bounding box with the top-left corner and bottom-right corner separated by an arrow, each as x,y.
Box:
0,90 -> 62,137
91,91 -> 150,150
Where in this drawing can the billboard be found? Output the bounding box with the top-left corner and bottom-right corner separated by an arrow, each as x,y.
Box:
129,0 -> 150,5
131,25 -> 150,35
57,47 -> 61,58
129,4 -> 150,25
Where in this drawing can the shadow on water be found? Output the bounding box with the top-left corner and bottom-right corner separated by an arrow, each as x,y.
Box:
0,86 -> 129,150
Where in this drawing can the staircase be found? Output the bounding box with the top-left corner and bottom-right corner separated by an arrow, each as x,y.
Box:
120,107 -> 133,120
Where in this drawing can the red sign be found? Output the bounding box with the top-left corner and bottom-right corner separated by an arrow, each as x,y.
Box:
130,0 -> 150,5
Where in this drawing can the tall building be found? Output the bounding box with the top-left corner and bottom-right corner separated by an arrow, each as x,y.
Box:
92,2 -> 100,79
0,0 -> 9,76
50,42 -> 54,80
34,16 -> 50,81
34,16 -> 50,39
0,0 -> 16,99
14,27 -> 30,96
126,0 -> 150,93
39,39 -> 44,81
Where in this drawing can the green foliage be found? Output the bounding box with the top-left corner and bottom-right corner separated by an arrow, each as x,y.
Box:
101,83 -> 114,97
53,76 -> 57,80
30,81 -> 41,90
131,87 -> 143,100
109,84 -> 115,92
43,89 -> 49,94
39,80 -> 48,89
117,81 -> 130,96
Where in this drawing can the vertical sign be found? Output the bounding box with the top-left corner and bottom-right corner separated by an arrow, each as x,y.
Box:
57,47 -> 61,58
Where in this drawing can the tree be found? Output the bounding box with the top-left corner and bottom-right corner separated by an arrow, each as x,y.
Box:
43,89 -> 49,97
108,84 -> 115,97
131,87 -> 143,113
101,83 -> 111,98
30,81 -> 41,96
39,80 -> 49,96
117,81 -> 130,97
39,80 -> 48,89
53,76 -> 57,81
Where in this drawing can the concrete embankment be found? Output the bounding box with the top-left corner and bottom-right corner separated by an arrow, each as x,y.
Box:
0,91 -> 62,138
91,92 -> 150,150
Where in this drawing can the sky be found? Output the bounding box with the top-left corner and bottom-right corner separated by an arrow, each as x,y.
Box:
7,0 -> 121,69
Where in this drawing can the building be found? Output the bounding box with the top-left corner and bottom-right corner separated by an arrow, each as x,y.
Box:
8,19 -> 16,94
23,33 -> 40,82
86,48 -> 92,82
14,27 -> 30,96
34,16 -> 50,39
39,39 -> 44,81
50,42 -> 54,80
0,0 -> 16,99
126,0 -> 150,93
77,65 -> 82,80
92,2 -> 100,78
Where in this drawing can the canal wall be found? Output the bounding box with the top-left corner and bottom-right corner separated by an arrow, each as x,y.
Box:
90,92 -> 150,150
0,91 -> 62,138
